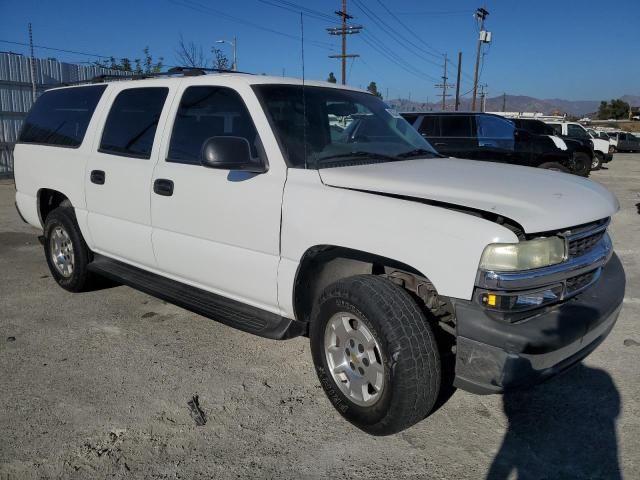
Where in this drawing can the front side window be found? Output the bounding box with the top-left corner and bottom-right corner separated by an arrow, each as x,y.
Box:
99,87 -> 168,159
548,123 -> 563,136
168,86 -> 261,165
18,85 -> 107,147
567,124 -> 590,139
254,84 -> 438,168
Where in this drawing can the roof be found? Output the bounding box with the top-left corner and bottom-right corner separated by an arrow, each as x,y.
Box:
47,70 -> 367,93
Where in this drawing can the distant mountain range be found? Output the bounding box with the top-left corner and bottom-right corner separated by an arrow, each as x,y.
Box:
388,94 -> 640,117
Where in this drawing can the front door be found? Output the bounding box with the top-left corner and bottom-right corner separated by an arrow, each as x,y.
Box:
85,85 -> 173,268
150,84 -> 285,313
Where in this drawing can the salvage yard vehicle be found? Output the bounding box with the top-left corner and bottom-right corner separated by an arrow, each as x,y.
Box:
607,131 -> 640,153
14,69 -> 625,435
547,121 -> 614,170
509,118 -> 593,176
401,112 -> 580,174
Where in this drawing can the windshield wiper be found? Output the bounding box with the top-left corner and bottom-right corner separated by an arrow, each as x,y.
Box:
396,148 -> 440,158
317,151 -> 400,164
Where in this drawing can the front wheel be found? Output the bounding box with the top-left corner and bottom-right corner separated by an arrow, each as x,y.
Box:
310,275 -> 441,435
592,152 -> 604,170
572,152 -> 591,177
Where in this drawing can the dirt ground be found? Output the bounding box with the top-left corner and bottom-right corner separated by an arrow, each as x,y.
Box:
1,155 -> 639,479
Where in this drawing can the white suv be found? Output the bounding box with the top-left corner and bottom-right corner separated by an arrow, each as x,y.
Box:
14,70 -> 625,435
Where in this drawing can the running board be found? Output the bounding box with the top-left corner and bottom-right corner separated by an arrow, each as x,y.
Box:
88,254 -> 306,340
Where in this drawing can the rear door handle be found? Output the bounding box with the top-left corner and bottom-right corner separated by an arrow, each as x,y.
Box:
434,142 -> 447,147
90,170 -> 105,185
153,179 -> 174,197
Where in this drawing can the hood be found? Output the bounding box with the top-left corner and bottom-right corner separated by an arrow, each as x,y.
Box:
318,158 -> 619,233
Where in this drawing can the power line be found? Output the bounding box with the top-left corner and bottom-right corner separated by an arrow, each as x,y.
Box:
351,0 -> 444,70
0,39 -> 113,59
257,0 -> 336,22
170,0 -> 337,51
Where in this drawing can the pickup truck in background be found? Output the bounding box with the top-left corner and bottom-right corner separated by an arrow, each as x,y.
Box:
547,121 -> 614,170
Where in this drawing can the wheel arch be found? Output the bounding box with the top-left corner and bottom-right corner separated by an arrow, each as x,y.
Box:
292,245 -> 444,325
37,188 -> 72,226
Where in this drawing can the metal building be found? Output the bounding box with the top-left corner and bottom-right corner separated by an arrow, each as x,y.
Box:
0,52 -> 131,177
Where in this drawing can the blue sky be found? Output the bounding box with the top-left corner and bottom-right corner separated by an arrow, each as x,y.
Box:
2,0 -> 639,101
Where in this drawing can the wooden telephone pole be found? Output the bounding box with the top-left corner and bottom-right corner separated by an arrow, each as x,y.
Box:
471,7 -> 489,111
435,54 -> 454,111
327,0 -> 361,85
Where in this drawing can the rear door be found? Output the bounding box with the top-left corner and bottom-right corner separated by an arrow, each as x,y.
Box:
436,115 -> 478,159
85,83 -> 173,268
474,115 -> 525,164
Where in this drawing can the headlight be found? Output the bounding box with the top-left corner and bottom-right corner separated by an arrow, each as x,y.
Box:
479,237 -> 566,271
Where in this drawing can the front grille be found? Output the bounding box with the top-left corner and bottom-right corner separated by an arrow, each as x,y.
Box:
566,270 -> 598,295
568,231 -> 605,258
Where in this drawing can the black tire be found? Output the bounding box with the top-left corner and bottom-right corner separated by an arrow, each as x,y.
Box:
592,152 -> 604,170
538,162 -> 570,173
310,275 -> 441,436
572,152 -> 591,177
43,206 -> 93,292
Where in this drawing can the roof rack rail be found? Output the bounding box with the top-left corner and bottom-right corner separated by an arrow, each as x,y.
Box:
88,66 -> 253,83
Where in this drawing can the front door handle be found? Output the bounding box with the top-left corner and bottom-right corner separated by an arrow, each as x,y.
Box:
153,179 -> 174,197
90,170 -> 105,185
434,142 -> 447,147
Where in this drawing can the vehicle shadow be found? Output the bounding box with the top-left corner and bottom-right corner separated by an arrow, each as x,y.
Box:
635,202 -> 640,214
487,364 -> 621,479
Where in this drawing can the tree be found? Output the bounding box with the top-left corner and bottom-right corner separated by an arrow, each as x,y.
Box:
94,47 -> 163,74
367,81 -> 382,98
598,99 -> 630,119
212,48 -> 230,70
176,34 -> 207,68
327,72 -> 337,83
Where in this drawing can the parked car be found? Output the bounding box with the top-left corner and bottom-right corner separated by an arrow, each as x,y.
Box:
546,121 -> 613,169
401,112 -> 577,174
607,132 -> 640,152
14,71 -> 625,435
510,118 -> 593,176
587,128 -> 611,141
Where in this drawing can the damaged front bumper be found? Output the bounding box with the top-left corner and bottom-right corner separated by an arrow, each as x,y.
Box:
452,253 -> 625,395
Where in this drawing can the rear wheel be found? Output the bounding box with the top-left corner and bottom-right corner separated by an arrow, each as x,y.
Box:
43,206 -> 93,292
592,152 -> 604,170
572,152 -> 591,177
539,162 -> 570,173
310,275 -> 441,435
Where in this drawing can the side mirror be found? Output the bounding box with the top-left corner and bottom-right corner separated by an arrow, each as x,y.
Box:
201,136 -> 266,173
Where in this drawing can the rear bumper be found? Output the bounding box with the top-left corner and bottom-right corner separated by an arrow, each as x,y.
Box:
453,254 -> 625,394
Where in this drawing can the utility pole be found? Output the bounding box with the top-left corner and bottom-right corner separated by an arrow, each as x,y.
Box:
502,92 -> 506,112
454,51 -> 462,111
327,0 -> 361,85
28,23 -> 36,102
471,7 -> 490,111
479,84 -> 488,112
434,54 -> 454,111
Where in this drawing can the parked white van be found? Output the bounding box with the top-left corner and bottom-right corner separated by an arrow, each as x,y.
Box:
14,69 -> 625,435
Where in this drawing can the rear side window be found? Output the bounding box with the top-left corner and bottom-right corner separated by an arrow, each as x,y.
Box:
167,86 -> 260,165
418,116 -> 441,137
440,116 -> 473,137
99,87 -> 169,159
18,85 -> 107,147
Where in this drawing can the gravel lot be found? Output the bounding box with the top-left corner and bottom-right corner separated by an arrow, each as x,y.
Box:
1,155 -> 639,479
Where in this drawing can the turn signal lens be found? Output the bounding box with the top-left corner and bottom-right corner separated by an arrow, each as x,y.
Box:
479,285 -> 563,312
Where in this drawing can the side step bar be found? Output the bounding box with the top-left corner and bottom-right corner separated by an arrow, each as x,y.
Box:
88,254 -> 307,340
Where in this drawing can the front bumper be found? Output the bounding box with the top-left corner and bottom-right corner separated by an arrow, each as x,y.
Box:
453,253 -> 625,395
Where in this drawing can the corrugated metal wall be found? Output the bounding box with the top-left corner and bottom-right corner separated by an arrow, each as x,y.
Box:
0,52 -> 131,177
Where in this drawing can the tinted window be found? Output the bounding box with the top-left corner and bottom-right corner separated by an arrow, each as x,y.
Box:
418,116 -> 441,137
168,87 -> 260,165
476,115 -> 515,150
440,116 -> 473,137
567,124 -> 590,139
18,85 -> 106,147
100,87 -> 168,159
548,124 -> 563,136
